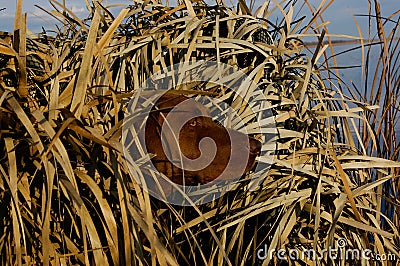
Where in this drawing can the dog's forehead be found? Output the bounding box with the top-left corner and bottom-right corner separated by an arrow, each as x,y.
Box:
157,94 -> 211,117
179,98 -> 210,116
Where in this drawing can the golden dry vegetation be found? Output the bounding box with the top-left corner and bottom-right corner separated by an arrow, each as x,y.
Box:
0,0 -> 399,265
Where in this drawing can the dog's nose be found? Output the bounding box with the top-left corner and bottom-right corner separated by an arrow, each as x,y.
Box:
249,137 -> 262,155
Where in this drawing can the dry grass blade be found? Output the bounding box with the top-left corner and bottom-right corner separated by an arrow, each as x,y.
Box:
4,138 -> 24,265
70,4 -> 101,117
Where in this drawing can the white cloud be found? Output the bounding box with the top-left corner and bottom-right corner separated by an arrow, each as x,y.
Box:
70,4 -> 87,15
0,13 -> 15,19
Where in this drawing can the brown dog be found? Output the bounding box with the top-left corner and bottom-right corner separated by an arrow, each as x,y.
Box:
145,91 -> 261,186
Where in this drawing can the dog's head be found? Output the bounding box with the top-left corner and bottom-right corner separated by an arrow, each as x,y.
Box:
145,91 -> 261,186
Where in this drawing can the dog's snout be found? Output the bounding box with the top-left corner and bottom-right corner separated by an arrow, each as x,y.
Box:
249,137 -> 261,155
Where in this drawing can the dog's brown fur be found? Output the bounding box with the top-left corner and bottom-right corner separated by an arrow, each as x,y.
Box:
145,91 -> 261,186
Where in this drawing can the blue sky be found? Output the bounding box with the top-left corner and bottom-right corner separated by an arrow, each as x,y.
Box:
1,0 -> 397,36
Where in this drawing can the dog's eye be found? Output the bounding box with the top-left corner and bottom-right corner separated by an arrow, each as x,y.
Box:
189,119 -> 197,127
